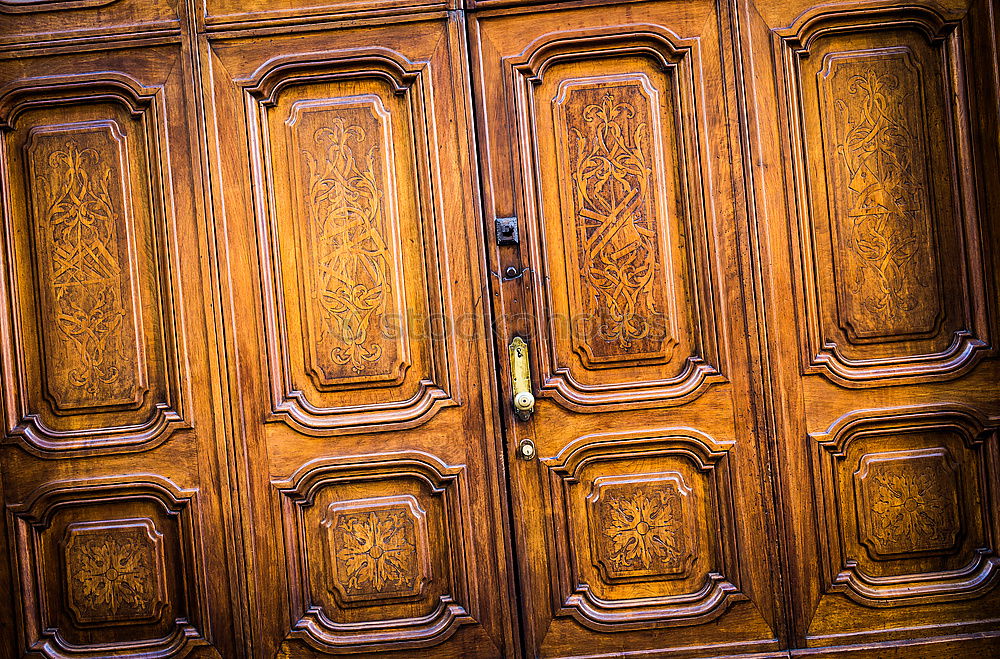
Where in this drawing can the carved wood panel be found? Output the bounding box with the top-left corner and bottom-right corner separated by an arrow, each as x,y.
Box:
244,50 -> 457,436
777,6 -> 991,384
0,76 -> 185,455
7,475 -> 210,656
810,405 -> 999,606
508,29 -> 725,411
542,429 -> 743,631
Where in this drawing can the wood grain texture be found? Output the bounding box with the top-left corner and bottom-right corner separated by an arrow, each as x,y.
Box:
0,0 -> 997,656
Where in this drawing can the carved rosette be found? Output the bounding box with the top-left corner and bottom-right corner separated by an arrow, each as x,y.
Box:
589,474 -> 695,581
321,494 -> 430,605
855,448 -> 961,558
62,518 -> 166,625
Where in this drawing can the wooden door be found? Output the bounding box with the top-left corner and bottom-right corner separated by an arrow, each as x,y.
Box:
738,0 -> 1000,653
0,3 -> 238,655
470,1 -> 784,656
199,9 -> 518,657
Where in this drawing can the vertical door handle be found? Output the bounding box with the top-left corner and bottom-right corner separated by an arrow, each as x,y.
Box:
508,336 -> 535,421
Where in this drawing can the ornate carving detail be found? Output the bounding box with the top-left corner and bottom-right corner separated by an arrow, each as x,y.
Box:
26,122 -> 141,410
320,493 -> 431,605
63,519 -> 164,624
855,448 -> 961,557
566,86 -> 667,360
326,501 -> 423,601
302,116 -> 391,379
825,53 -> 939,340
596,480 -> 688,579
276,455 -> 473,650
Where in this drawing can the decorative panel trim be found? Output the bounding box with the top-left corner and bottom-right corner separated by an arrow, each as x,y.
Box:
541,428 -> 744,630
810,404 -> 1000,607
505,26 -> 727,411
774,5 -> 991,386
7,475 -> 212,657
273,451 -> 477,652
0,73 -> 187,456
240,48 -> 458,435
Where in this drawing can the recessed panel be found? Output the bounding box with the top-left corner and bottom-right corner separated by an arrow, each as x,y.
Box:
275,454 -> 475,650
519,47 -> 723,409
251,68 -> 456,433
543,429 -> 743,629
1,95 -> 182,452
784,21 -> 989,382
811,407 -> 999,605
287,96 -> 407,388
25,121 -> 145,411
9,477 -> 203,653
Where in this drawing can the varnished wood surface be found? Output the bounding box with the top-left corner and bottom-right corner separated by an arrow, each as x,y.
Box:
0,0 -> 997,657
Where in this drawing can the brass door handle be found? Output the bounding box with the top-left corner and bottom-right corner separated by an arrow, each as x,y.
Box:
508,336 -> 535,421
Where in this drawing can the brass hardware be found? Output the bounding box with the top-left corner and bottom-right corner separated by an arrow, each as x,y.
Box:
517,438 -> 536,461
508,336 -> 534,421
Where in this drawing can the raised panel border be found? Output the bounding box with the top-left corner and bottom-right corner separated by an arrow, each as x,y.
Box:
505,25 -> 727,411
0,72 -> 188,456
6,474 -> 213,657
239,47 -> 459,436
541,428 -> 745,631
272,451 -> 478,652
774,4 -> 992,386
810,404 -> 1000,607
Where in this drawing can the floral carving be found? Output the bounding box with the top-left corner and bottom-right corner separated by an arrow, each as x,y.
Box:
329,504 -> 421,601
856,450 -> 961,557
566,87 -> 666,356
28,130 -> 137,408
591,477 -> 692,580
64,521 -> 162,624
828,56 -> 938,338
302,116 -> 391,378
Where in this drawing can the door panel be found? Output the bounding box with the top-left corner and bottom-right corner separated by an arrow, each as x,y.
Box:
0,43 -> 234,656
201,15 -> 517,657
471,2 -> 782,656
738,0 -> 1000,650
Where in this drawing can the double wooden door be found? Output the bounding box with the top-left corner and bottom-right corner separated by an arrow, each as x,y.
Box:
0,0 -> 997,657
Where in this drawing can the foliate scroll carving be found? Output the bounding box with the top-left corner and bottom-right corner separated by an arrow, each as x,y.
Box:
564,87 -> 669,362
855,448 -> 961,558
299,110 -> 397,383
776,9 -> 991,384
589,475 -> 694,583
822,50 -> 939,341
63,518 -> 165,625
322,495 -> 429,604
26,122 -> 142,411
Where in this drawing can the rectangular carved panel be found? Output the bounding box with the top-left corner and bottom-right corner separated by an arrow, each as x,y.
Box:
25,121 -> 144,411
818,48 -> 940,342
554,78 -> 673,365
779,16 -> 990,383
512,44 -> 725,410
288,96 -> 406,387
247,64 -> 457,434
1,88 -> 184,454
